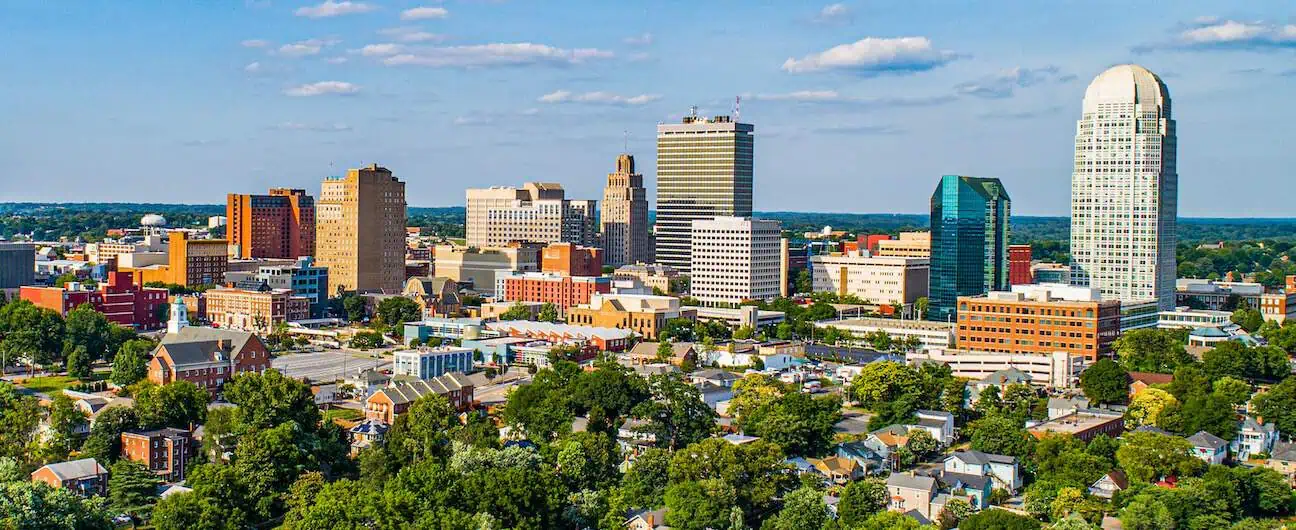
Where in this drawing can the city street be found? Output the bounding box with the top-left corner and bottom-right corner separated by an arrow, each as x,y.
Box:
272,351 -> 388,383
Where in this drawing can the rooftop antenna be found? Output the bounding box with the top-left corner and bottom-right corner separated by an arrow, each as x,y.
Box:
623,130 -> 628,153
689,105 -> 698,118
734,95 -> 741,122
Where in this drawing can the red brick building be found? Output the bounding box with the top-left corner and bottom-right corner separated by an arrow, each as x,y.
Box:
500,272 -> 610,312
20,272 -> 168,329
30,458 -> 109,496
121,428 -> 193,482
227,188 -> 315,260
541,243 -> 603,277
364,372 -> 475,424
1009,244 -> 1033,285
148,327 -> 271,397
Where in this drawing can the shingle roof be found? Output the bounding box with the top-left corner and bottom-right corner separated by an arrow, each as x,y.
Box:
157,327 -> 260,367
1187,430 -> 1228,450
1128,371 -> 1173,385
979,367 -> 1032,386
887,472 -> 936,491
1272,441 -> 1296,462
949,450 -> 1016,466
39,458 -> 107,481
373,372 -> 473,406
1240,416 -> 1278,434
941,470 -> 990,490
691,368 -> 738,381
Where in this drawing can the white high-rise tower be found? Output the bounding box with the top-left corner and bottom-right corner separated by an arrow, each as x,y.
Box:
1069,64 -> 1177,310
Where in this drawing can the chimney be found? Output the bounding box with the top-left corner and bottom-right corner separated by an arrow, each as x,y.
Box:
644,513 -> 654,527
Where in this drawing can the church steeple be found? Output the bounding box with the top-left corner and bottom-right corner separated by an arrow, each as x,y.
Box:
168,296 -> 190,334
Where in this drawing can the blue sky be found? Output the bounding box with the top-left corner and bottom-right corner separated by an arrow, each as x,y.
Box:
1,1 -> 1293,216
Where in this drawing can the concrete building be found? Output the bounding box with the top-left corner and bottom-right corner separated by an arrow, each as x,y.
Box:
226,188 -> 315,259
224,256 -> 329,318
465,182 -> 597,248
433,244 -> 539,294
496,272 -> 611,312
690,216 -> 781,306
203,287 -> 311,333
600,153 -> 651,267
1009,244 -> 1033,285
1175,278 -> 1296,324
20,271 -> 168,329
316,164 -> 407,294
612,263 -> 679,294
1031,262 -> 1071,284
402,276 -> 460,318
541,242 -> 602,277
956,285 -> 1121,361
1070,65 -> 1177,310
908,349 -> 1087,389
809,251 -> 929,307
567,293 -> 694,340
929,175 -> 1010,321
818,317 -> 956,352
875,232 -> 931,259
1027,409 -> 1124,442
0,242 -> 35,291
655,111 -> 754,274
392,347 -> 474,380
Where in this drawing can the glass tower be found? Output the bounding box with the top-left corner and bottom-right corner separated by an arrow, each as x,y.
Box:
929,175 -> 1011,322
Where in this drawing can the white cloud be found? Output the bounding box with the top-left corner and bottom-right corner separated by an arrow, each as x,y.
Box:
283,81 -> 360,96
401,6 -> 449,20
954,66 -> 1069,99
379,26 -> 447,43
782,36 -> 959,75
383,43 -> 614,68
244,61 -> 263,73
295,1 -> 376,18
623,33 -> 653,46
275,121 -> 353,132
538,90 -> 661,105
1179,20 -> 1296,46
452,115 -> 492,126
746,90 -> 956,107
275,38 -> 340,58
356,43 -> 404,56
813,3 -> 852,24
241,39 -> 270,48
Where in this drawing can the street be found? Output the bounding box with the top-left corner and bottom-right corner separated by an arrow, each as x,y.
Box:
272,350 -> 389,383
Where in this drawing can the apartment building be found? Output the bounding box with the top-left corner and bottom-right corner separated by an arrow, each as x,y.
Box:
121,428 -> 193,482
203,287 -> 311,334
226,188 -> 315,259
465,182 -> 597,248
316,164 -> 407,294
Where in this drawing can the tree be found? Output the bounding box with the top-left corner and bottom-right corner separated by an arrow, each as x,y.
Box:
0,300 -> 65,368
656,341 -> 673,362
664,479 -> 738,530
341,294 -> 367,322
111,339 -> 153,387
906,428 -> 941,461
81,407 -> 139,464
1232,308 -> 1265,333
64,345 -> 91,379
959,509 -> 1041,529
732,325 -> 755,340
1213,376 -> 1252,407
0,481 -> 115,530
387,394 -> 460,466
915,296 -> 930,319
850,360 -> 921,409
969,414 -> 1035,459
44,394 -> 88,459
631,372 -> 716,450
224,369 -> 321,431
837,478 -> 888,525
110,459 -> 163,524
1113,329 -> 1193,373
763,485 -> 829,530
1115,431 -> 1204,484
498,303 -> 534,321
1080,359 -> 1129,405
1251,375 -> 1296,438
620,448 -> 671,508
132,381 -> 208,429
348,331 -> 383,350
0,383 -> 40,463
1120,499 -> 1174,530
854,510 -> 933,530
150,490 -> 241,530
536,303 -> 560,323
1157,393 -> 1239,440
375,296 -> 421,330
1126,388 -> 1178,427
669,438 -> 794,518
64,304 -> 113,362
1164,364 -> 1213,401
936,497 -> 974,529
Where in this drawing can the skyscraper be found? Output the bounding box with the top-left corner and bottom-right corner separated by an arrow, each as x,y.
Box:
600,153 -> 651,267
226,188 -> 315,259
1069,64 -> 1177,310
316,164 -> 407,295
464,183 -> 597,248
928,175 -> 1011,322
690,216 -> 781,306
655,111 -> 754,274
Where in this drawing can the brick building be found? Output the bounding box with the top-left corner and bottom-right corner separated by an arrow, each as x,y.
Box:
496,272 -> 611,313
541,242 -> 603,277
148,326 -> 271,397
227,188 -> 316,260
203,287 -> 310,333
30,458 -> 109,496
1009,244 -> 1033,285
20,272 -> 168,329
121,231 -> 228,287
121,428 -> 193,482
364,372 -> 475,424
957,285 -> 1121,362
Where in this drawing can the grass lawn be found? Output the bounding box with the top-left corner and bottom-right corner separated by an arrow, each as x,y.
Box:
323,408 -> 363,422
17,375 -> 81,394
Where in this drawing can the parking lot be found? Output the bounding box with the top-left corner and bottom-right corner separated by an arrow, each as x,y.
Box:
272,351 -> 389,383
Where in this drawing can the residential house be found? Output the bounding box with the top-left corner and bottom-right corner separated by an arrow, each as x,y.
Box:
887,472 -> 938,521
121,428 -> 193,482
866,424 -> 911,471
1232,416 -> 1279,461
969,367 -> 1032,406
616,418 -> 657,472
1265,442 -> 1296,485
809,456 -> 864,485
696,381 -> 734,414
346,368 -> 391,400
1187,430 -> 1229,465
623,508 -> 668,530
148,326 -> 271,397
1047,396 -> 1090,420
364,372 -> 475,424
690,368 -> 740,389
626,341 -> 697,368
722,433 -> 759,445
312,384 -> 338,405
348,420 -> 390,456
1088,470 -> 1129,499
910,409 -> 955,446
836,441 -> 885,475
938,471 -> 992,509
403,276 -> 461,317
30,458 -> 109,496
943,450 -> 1023,493
1128,372 -> 1173,398
707,340 -> 803,370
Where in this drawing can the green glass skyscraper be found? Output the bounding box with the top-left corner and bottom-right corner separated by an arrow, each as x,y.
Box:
928,175 -> 1011,322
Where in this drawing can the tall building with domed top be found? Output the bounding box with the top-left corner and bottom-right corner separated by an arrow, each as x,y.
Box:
1069,64 -> 1177,310
600,153 -> 651,267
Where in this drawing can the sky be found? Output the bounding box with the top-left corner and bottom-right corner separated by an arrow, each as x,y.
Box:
1,1 -> 1293,216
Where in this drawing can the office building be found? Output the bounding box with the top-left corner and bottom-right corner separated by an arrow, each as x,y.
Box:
816,317 -> 956,351
908,350 -> 1086,389
316,164 -> 407,294
496,272 -> 611,312
1032,263 -> 1071,285
465,183 -> 597,248
20,272 -> 168,329
541,242 -> 602,277
613,263 -> 679,294
956,284 -> 1121,362
1009,245 -> 1033,285
689,216 -> 781,306
809,251 -> 929,307
876,232 -> 931,259
224,256 -> 329,318
929,175 -> 1011,321
655,111 -> 754,273
203,287 -> 311,333
434,243 -> 540,294
121,232 -> 228,287
0,243 -> 35,291
601,153 -> 652,267
1070,65 -> 1178,310
393,347 -> 474,380
566,293 -> 694,340
226,188 -> 315,259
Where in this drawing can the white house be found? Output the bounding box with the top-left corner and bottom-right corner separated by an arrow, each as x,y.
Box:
1232,416 -> 1279,461
909,410 -> 955,446
1088,470 -> 1128,499
1047,396 -> 1090,420
943,450 -> 1022,493
1187,431 -> 1229,465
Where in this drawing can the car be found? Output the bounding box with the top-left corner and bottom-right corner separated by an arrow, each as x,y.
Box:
112,514 -> 133,525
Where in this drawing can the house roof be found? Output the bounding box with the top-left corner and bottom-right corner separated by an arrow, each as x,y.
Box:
1133,425 -> 1172,436
979,367 -> 1032,386
1240,416 -> 1278,434
38,458 -> 107,481
723,433 -> 759,445
1272,441 -> 1296,462
157,326 -> 259,367
691,368 -> 738,381
1187,430 -> 1228,450
630,341 -> 697,359
903,509 -> 931,526
941,470 -> 990,490
349,420 -> 390,436
810,456 -> 861,475
948,450 -> 1016,467
624,508 -> 667,528
372,372 -> 473,406
887,472 -> 936,492
1048,396 -> 1089,410
1096,470 -> 1129,490
1128,371 -> 1173,385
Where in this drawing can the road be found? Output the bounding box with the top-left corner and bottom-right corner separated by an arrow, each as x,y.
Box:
272,351 -> 389,383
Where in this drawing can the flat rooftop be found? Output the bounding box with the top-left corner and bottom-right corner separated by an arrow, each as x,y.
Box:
1028,411 -> 1121,437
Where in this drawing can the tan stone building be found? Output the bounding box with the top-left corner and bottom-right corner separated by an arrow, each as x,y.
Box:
465,182 -> 597,248
876,231 -> 931,258
403,276 -> 461,317
433,243 -> 539,294
600,153 -> 651,267
612,262 -> 679,294
566,293 -> 695,340
204,287 -> 310,333
316,164 -> 407,294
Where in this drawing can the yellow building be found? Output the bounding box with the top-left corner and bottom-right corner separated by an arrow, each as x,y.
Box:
315,164 -> 407,295
876,232 -> 931,258
565,293 -> 693,340
204,287 -> 310,334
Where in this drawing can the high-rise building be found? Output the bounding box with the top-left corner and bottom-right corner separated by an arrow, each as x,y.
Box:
541,243 -> 603,277
929,175 -> 1011,322
689,216 -> 781,306
167,231 -> 228,287
226,188 -> 315,259
464,183 -> 597,248
655,112 -> 754,274
316,164 -> 407,294
1069,64 -> 1177,310
600,153 -> 651,267
0,243 -> 35,291
1009,244 -> 1033,285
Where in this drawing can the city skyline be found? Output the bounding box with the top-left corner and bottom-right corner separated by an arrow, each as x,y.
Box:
2,2 -> 1294,216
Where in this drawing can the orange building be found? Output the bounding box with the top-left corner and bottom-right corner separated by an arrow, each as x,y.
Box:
541,243 -> 603,277
169,231 -> 228,286
227,188 -> 315,259
566,293 -> 692,340
956,289 -> 1120,361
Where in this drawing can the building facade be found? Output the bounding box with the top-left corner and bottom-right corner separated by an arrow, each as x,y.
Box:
20,272 -> 168,329
875,232 -> 931,259
1009,244 -> 1033,285
929,175 -> 1011,322
496,272 -> 611,312
809,252 -> 929,307
316,164 -> 407,294
465,183 -> 597,248
433,243 -> 539,294
226,188 -> 315,260
655,112 -> 754,273
121,428 -> 193,482
224,256 -> 329,318
541,243 -> 602,277
203,287 -> 311,333
1069,65 -> 1177,310
566,293 -> 693,340
148,326 -> 271,397
956,285 -> 1121,361
168,231 -> 228,287
612,263 -> 679,294
600,153 -> 652,267
364,372 -> 474,424
392,347 -> 474,380
0,243 -> 35,290
690,216 -> 781,306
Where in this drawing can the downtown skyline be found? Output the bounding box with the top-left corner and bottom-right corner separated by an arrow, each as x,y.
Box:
1,1 -> 1294,216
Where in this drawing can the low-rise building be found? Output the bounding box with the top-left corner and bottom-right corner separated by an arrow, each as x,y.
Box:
203,287 -> 310,334
402,276 -> 461,318
808,456 -> 864,485
19,271 -> 168,329
809,251 -> 929,307
910,349 -> 1086,389
30,458 -> 109,496
392,347 -> 474,380
1027,409 -> 1124,442
496,272 -> 611,313
693,305 -> 786,329
943,450 -> 1022,493
403,318 -> 495,344
886,471 -> 938,521
956,284 -> 1121,361
818,317 -> 955,352
1265,442 -> 1296,484
566,293 -> 694,340
627,341 -> 698,367
1088,470 -> 1128,499
224,256 -> 329,318
875,231 -> 930,259
148,319 -> 271,397
485,320 -> 632,352
1232,416 -> 1279,461
121,428 -> 193,482
364,372 -> 475,424
612,262 -> 679,294
1187,431 -> 1229,465
1128,371 -> 1174,398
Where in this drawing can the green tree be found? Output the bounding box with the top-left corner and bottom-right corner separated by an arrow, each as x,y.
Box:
1212,376 -> 1251,407
631,372 -> 717,450
620,447 -> 671,508
656,341 -> 673,362
1231,308 -> 1265,333
1080,359 -> 1129,405
732,325 -> 755,340
348,330 -> 383,349
537,302 -> 560,323
1115,431 -> 1204,484
132,380 -> 208,429
1126,387 -> 1178,427
150,490 -> 241,530
386,394 -> 461,466
341,294 -> 367,322
969,414 -> 1035,459
763,485 -> 829,530
110,338 -> 153,387
665,479 -> 738,530
906,428 -> 941,461
502,372 -> 574,443
64,345 -> 91,379
1120,499 -> 1175,530
855,510 -> 935,530
64,303 -> 113,362
0,481 -> 115,530
850,360 -> 921,409
1113,329 -> 1193,373
1251,375 -> 1296,438
936,497 -> 974,529
743,389 -> 843,458
669,438 -> 794,519
960,509 -> 1041,529
837,478 -> 888,526
1156,393 -> 1239,440
0,383 -> 41,462
44,394 -> 88,459
0,300 -> 65,367
498,302 -> 534,321
81,407 -> 139,464
223,369 -> 320,431
375,296 -> 422,329
110,459 -> 164,524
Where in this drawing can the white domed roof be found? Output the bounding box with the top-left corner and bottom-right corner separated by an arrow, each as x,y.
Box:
141,214 -> 167,227
1082,64 -> 1170,113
